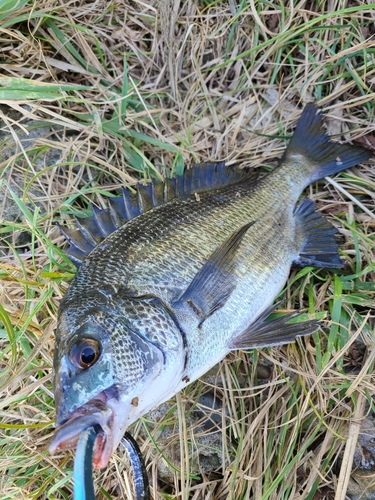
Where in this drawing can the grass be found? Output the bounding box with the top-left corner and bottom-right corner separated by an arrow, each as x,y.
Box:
0,0 -> 375,499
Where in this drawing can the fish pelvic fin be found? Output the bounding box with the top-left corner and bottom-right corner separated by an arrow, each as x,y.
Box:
282,103 -> 372,183
229,302 -> 320,350
174,222 -> 255,327
59,162 -> 258,266
293,198 -> 344,268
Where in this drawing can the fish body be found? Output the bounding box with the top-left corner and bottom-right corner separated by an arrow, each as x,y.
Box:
50,104 -> 371,469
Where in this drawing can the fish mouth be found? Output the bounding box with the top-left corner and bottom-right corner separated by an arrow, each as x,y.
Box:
49,393 -> 118,469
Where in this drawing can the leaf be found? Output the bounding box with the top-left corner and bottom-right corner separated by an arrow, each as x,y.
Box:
0,0 -> 29,22
0,77 -> 90,100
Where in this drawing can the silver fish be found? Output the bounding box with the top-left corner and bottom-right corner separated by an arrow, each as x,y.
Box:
49,103 -> 371,469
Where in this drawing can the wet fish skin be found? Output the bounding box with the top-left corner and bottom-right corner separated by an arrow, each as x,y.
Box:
50,103 -> 372,469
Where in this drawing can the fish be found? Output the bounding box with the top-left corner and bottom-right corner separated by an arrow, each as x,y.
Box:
49,103 -> 372,471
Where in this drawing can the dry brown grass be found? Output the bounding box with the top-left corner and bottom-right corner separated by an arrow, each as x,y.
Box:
1,1 -> 375,499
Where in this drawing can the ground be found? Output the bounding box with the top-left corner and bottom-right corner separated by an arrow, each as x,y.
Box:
0,1 -> 375,499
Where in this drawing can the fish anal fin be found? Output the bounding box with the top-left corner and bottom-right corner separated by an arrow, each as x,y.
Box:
174,222 -> 255,325
294,198 -> 343,268
229,303 -> 320,350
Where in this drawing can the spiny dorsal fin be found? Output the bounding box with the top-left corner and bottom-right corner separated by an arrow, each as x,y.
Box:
59,162 -> 257,266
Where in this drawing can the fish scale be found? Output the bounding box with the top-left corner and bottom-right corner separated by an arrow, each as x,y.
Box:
68,181 -> 284,304
50,104 -> 372,481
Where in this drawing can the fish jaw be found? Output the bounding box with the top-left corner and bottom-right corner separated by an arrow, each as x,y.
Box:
49,363 -> 187,469
49,390 -> 139,469
48,395 -> 115,469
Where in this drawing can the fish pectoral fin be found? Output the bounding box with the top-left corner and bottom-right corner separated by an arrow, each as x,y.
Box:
174,222 -> 255,325
294,198 -> 344,268
229,302 -> 320,350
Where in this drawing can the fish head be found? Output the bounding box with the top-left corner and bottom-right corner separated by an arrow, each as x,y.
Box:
49,291 -> 185,468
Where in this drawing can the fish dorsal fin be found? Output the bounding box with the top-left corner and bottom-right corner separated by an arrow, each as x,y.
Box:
59,162 -> 257,266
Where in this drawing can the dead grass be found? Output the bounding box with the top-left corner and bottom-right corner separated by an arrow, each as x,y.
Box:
0,1 -> 375,499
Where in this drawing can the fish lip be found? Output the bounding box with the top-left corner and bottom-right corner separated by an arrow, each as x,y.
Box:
49,394 -> 115,469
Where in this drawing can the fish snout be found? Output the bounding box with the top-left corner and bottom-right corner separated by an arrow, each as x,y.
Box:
49,398 -> 117,469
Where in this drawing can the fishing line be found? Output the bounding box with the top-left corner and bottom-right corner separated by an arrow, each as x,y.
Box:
73,426 -> 150,500
74,425 -> 100,500
121,432 -> 150,500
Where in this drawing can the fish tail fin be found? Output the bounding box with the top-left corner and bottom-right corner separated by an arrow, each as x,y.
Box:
283,103 -> 372,182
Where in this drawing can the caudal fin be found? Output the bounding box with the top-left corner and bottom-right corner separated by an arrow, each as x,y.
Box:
283,103 -> 372,182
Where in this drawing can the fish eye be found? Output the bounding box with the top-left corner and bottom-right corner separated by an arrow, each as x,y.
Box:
70,339 -> 101,369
